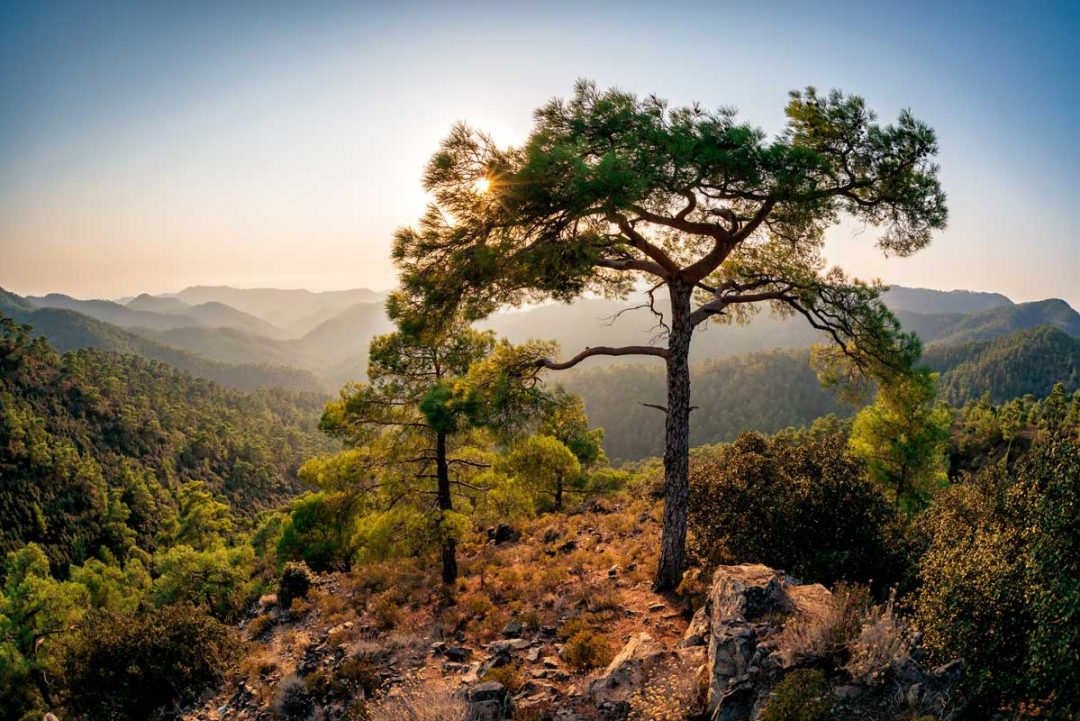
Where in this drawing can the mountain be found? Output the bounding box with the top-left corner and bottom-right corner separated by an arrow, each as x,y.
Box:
927,299 -> 1080,346
167,286 -> 385,336
298,301 -> 395,379
925,325 -> 1080,403
882,286 -> 1013,315
125,293 -> 192,313
137,326 -> 315,369
0,290 -> 325,393
26,292 -> 288,338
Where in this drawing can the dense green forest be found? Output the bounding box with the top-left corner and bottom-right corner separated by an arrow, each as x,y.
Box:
565,325 -> 1080,461
0,316 -> 334,572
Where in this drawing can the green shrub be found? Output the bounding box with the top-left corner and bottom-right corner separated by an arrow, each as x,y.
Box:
688,432 -> 912,593
62,604 -> 236,721
760,669 -> 830,721
277,560 -> 315,609
914,434 -> 1080,716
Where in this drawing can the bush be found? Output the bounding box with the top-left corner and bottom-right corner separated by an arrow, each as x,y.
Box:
62,604 -> 236,721
914,434 -> 1080,716
563,628 -> 614,671
688,432 -> 912,593
272,674 -> 314,720
278,561 -> 316,609
482,661 -> 523,693
760,669 -> 830,721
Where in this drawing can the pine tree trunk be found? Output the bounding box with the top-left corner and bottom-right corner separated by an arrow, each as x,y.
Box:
435,430 -> 457,584
653,285 -> 692,592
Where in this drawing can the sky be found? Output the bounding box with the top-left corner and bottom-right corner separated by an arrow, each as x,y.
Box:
1,0 -> 1077,304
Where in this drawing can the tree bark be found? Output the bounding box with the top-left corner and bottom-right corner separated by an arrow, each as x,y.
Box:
653,283 -> 693,592
435,430 -> 457,584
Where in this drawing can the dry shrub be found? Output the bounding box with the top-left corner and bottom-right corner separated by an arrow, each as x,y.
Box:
563,627 -> 614,671
366,678 -> 468,721
368,590 -> 403,629
247,612 -> 276,639
482,661 -> 524,693
628,665 -> 706,721
778,584 -> 872,666
845,594 -> 913,683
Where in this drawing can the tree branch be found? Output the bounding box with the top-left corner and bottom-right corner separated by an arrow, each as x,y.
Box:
537,345 -> 670,371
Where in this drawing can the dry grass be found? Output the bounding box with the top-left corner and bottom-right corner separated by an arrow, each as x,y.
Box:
628,664 -> 706,721
777,584 -> 872,666
365,678 -> 468,721
844,594 -> 913,683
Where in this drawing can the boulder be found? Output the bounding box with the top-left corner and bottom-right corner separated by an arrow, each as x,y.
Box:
587,632 -> 673,705
468,681 -> 514,721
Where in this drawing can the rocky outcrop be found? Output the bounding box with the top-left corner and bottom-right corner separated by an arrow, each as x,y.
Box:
694,564 -> 962,721
582,564 -> 962,721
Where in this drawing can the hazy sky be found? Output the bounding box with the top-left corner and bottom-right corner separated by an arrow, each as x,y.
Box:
1,0 -> 1077,304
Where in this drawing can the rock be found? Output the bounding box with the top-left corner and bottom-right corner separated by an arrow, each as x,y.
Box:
468,681 -> 514,721
445,646 -> 472,662
712,680 -> 755,721
607,564 -> 620,577
679,606 -> 708,645
558,539 -> 577,553
709,564 -> 787,623
542,655 -> 561,668
488,524 -> 521,545
587,632 -> 673,705
525,647 -> 541,663
501,619 -> 523,638
505,638 -> 531,650
648,602 -> 666,612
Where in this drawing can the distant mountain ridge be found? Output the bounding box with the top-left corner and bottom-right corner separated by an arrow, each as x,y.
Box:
0,290 -> 324,393
5,284 -> 1078,408
881,285 -> 1013,315
27,292 -> 287,339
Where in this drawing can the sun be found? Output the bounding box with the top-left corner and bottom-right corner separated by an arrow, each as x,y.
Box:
474,177 -> 491,193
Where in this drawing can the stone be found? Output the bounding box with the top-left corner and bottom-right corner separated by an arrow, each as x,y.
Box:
525,647 -> 541,663
445,646 -> 472,663
468,681 -> 514,721
607,564 -> 620,577
587,632 -> 673,705
502,619 -> 522,638
708,564 -> 788,623
648,602 -> 666,612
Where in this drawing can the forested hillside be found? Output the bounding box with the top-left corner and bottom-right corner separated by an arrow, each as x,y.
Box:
926,325 -> 1080,403
0,292 -> 325,393
565,325 -> 1080,461
0,317 -> 334,572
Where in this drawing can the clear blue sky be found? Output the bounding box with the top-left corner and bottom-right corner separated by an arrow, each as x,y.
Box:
1,0 -> 1076,304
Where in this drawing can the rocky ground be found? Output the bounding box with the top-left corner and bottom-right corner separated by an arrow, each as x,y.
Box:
181,499 -> 961,721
